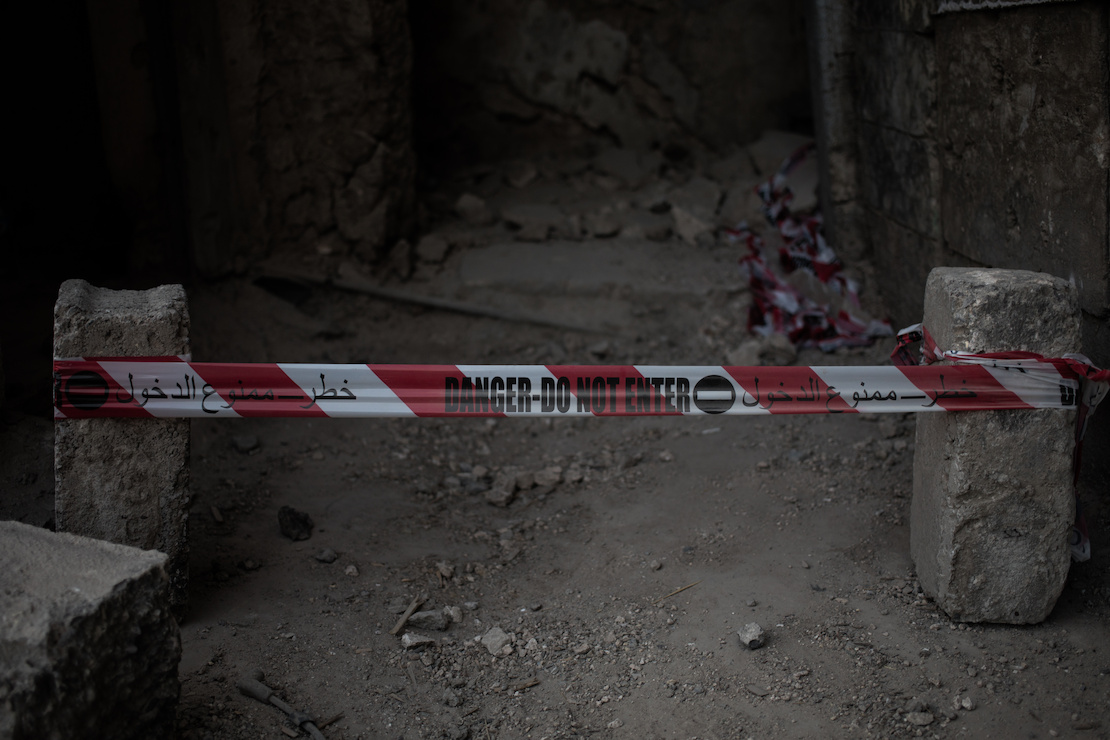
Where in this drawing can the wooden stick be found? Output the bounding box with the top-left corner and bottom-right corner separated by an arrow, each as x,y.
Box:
318,712 -> 344,729
256,262 -> 606,335
654,580 -> 701,604
389,594 -> 425,635
512,679 -> 540,692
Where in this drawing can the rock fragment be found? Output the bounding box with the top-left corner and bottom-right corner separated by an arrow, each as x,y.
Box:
278,506 -> 314,541
408,610 -> 449,631
481,627 -> 512,655
738,622 -> 765,649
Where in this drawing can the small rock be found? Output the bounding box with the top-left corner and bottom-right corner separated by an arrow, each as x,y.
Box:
455,193 -> 494,225
239,559 -> 261,572
481,627 -> 512,655
314,548 -> 338,564
484,473 -> 517,507
436,561 -> 456,578
621,210 -> 671,241
504,161 -> 538,189
278,506 -> 314,541
905,698 -> 927,713
649,559 -> 663,571
443,605 -> 464,623
584,209 -> 623,238
442,688 -> 461,707
658,450 -> 674,462
533,466 -> 563,487
572,642 -> 592,655
746,685 -> 770,697
587,340 -> 611,357
408,610 -> 448,631
745,599 -> 758,607
727,334 -> 797,367
344,564 -> 359,577
905,712 -> 934,726
415,233 -> 451,264
232,435 -> 259,453
961,696 -> 976,711
607,719 -> 623,729
463,601 -> 480,611
401,632 -> 435,649
738,623 -> 765,649
502,203 -> 569,241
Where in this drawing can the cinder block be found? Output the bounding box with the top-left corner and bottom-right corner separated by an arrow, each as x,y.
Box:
911,268 -> 1080,623
0,520 -> 180,739
53,279 -> 192,609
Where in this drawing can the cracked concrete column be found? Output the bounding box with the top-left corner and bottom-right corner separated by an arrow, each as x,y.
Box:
911,268 -> 1080,623
53,279 -> 191,610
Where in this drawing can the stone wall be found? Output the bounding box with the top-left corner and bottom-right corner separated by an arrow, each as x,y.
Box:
813,0 -> 1109,355
810,0 -> 1110,496
410,0 -> 812,169
175,0 -> 417,274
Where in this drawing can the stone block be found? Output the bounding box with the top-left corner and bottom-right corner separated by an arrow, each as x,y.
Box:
53,279 -> 191,610
911,268 -> 1080,623
935,4 -> 1110,315
0,520 -> 180,738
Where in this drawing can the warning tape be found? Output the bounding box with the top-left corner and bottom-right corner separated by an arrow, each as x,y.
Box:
52,352 -> 1100,420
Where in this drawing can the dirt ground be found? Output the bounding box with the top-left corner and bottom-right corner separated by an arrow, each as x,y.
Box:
5,151 -> 1110,740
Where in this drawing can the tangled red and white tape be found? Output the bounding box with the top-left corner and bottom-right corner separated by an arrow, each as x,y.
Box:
52,353 -> 1101,420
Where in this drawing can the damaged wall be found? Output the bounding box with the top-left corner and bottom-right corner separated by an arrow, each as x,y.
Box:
812,0 -> 1110,369
410,0 -> 812,169
175,0 -> 417,275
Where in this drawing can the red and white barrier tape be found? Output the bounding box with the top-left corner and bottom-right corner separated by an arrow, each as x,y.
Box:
725,142 -> 894,351
52,354 -> 1098,420
51,336 -> 1109,562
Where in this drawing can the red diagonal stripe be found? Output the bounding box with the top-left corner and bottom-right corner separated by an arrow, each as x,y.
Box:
899,365 -> 1033,410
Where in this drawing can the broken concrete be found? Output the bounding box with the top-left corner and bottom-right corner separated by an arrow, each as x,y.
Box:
0,520 -> 180,739
911,268 -> 1080,623
53,279 -> 192,609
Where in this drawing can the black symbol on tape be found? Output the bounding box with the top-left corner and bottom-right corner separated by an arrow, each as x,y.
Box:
693,375 -> 736,414
65,371 -> 110,410
1060,384 -> 1077,407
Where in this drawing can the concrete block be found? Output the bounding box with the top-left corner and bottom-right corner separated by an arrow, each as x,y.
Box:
911,268 -> 1080,623
0,520 -> 180,739
53,279 -> 191,609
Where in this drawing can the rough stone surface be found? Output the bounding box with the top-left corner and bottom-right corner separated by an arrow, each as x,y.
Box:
936,4 -> 1109,314
856,122 -> 939,239
410,0 -> 811,164
53,279 -> 192,609
0,520 -> 180,739
911,268 -> 1080,623
737,622 -> 764,649
178,1 -> 416,273
481,626 -> 512,655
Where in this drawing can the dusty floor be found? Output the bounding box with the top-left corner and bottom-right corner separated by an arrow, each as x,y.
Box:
5,146 -> 1110,739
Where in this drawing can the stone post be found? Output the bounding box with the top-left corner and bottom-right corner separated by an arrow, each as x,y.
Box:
0,520 -> 180,739
53,279 -> 191,610
911,268 -> 1080,623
